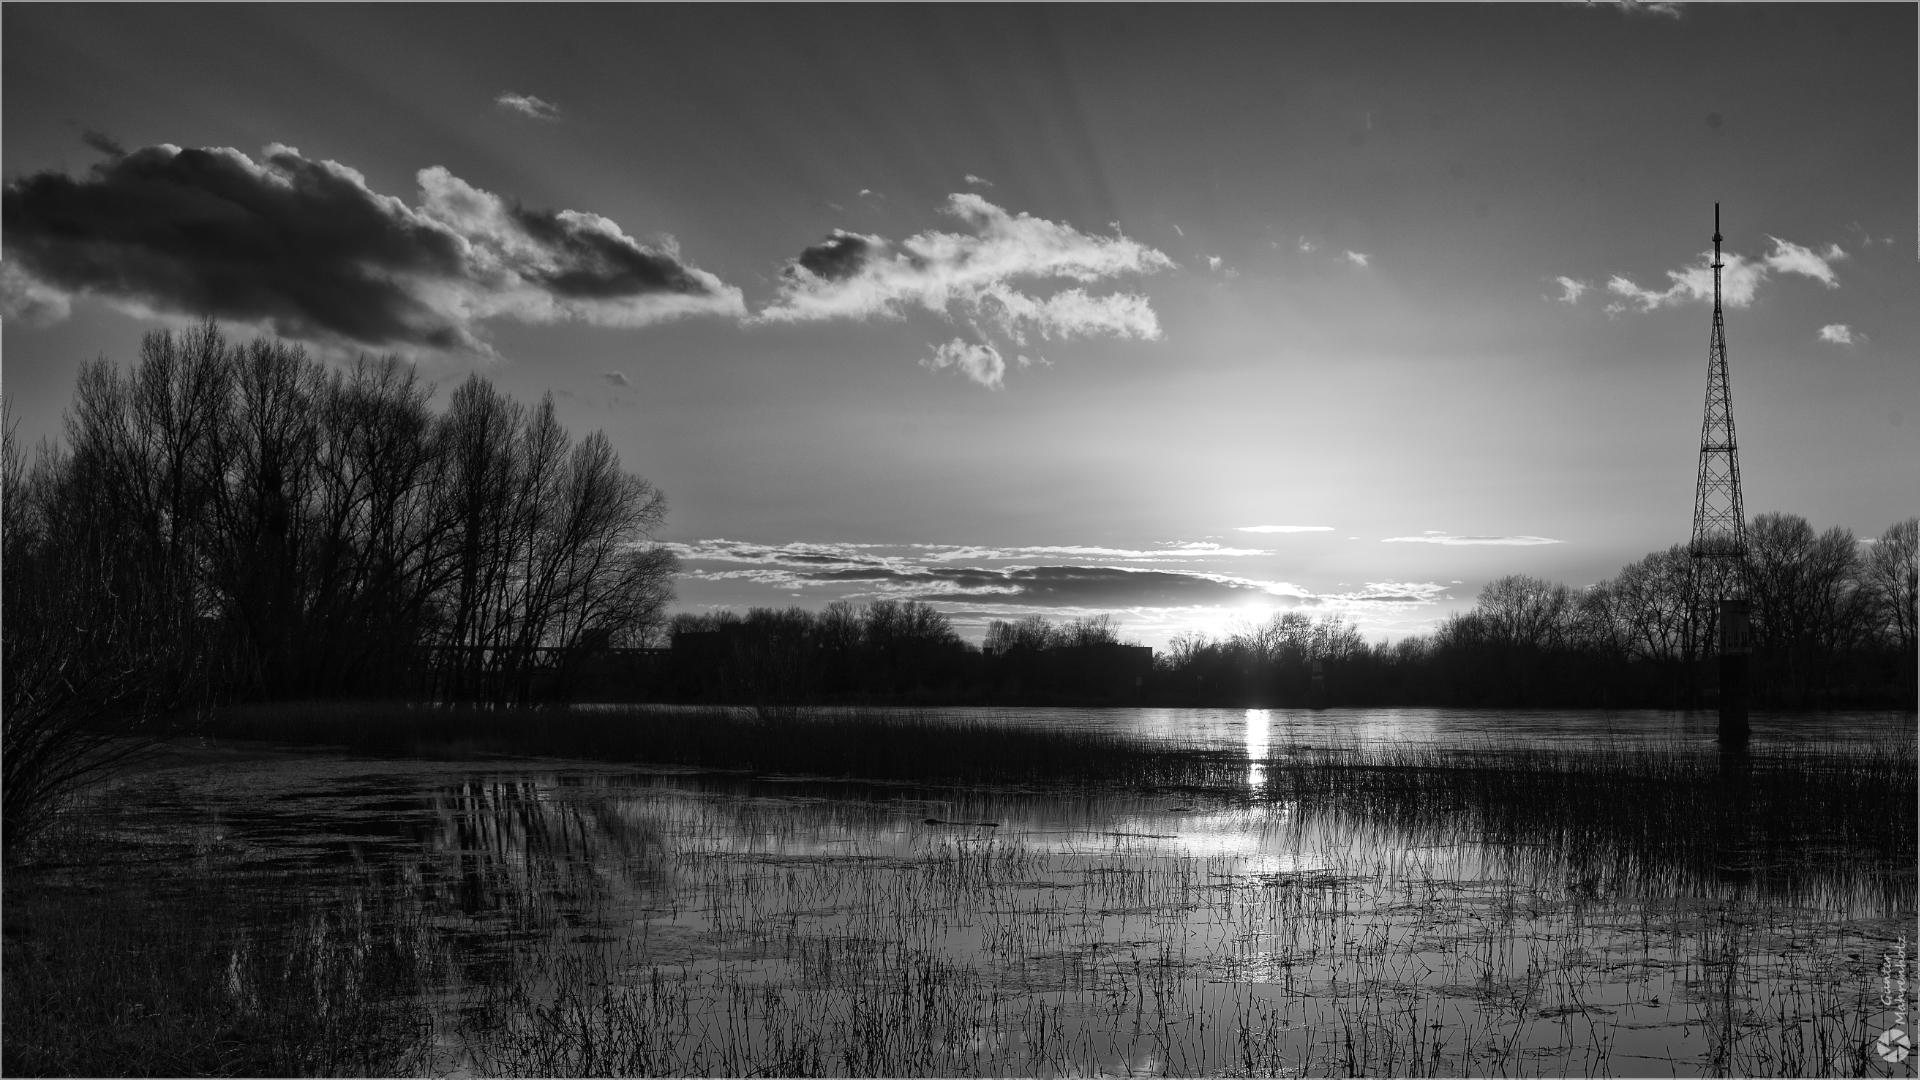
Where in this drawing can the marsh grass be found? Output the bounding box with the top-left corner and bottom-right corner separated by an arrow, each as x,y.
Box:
1261,737 -> 1917,894
438,781 -> 1899,1077
2,850 -> 443,1076
8,706 -> 1912,1077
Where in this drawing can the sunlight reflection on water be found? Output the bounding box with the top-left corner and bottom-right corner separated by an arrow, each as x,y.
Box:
602,704 -> 1914,756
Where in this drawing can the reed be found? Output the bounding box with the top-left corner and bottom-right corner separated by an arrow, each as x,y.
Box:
10,706 -> 1907,1076
2,854 -> 441,1076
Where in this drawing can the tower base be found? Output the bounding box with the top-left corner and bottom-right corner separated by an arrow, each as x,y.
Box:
1718,598 -> 1751,743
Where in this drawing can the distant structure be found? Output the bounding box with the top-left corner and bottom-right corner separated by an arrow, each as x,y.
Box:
1688,203 -> 1750,740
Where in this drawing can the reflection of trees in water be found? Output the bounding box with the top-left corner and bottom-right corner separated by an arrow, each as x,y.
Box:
418,778 -> 672,923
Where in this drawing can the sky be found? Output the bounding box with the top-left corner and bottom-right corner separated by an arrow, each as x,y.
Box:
5,3 -> 1915,649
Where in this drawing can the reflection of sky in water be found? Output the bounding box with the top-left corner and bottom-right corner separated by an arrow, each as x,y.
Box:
739,705 -> 1915,755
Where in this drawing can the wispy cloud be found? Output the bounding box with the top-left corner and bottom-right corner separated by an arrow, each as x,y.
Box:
760,194 -> 1171,339
922,338 -> 1008,389
603,371 -> 630,387
1611,1 -> 1685,17
671,538 -> 1454,637
0,141 -> 744,350
1235,525 -> 1335,534
673,541 -> 1294,607
1817,323 -> 1856,345
1602,237 -> 1844,314
495,92 -> 561,121
755,194 -> 1172,387
1382,534 -> 1564,546
1344,250 -> 1370,268
1554,276 -> 1589,303
964,174 -> 993,187
674,538 -> 1272,570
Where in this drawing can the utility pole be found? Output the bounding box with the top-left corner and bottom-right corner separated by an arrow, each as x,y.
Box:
1689,203 -> 1750,743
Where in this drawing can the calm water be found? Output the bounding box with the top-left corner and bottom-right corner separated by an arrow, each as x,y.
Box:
597,703 -> 1912,753
76,708 -> 1919,1076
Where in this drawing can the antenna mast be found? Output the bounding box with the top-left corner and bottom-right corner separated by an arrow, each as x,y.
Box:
1689,202 -> 1750,740
1690,202 -> 1747,572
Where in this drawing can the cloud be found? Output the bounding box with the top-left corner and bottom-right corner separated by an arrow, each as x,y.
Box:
1554,276 -> 1589,303
0,261 -> 70,323
672,538 -> 1273,572
964,174 -> 993,187
922,338 -> 1006,389
1344,250 -> 1370,268
1207,255 -> 1222,271
603,371 -> 630,386
496,92 -> 561,121
675,543 -> 1300,607
1613,1 -> 1684,17
757,193 -> 1173,349
1603,237 -> 1844,314
1297,237 -> 1316,253
0,142 -> 745,350
1236,525 -> 1334,534
1817,323 -> 1855,345
81,130 -> 126,157
1381,534 -> 1564,546
671,537 -> 1457,637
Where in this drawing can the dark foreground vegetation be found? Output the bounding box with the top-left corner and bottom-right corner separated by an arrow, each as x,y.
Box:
3,857 -> 438,1077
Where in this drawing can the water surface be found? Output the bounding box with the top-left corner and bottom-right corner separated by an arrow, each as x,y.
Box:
77,707 -> 1919,1076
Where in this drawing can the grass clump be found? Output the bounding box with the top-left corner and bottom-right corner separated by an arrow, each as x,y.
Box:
2,854 -> 441,1077
1261,737 -> 1916,897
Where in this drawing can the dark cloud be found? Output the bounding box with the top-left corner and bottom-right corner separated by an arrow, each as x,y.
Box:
691,554 -> 1279,607
81,130 -> 126,158
935,565 -> 1275,607
793,231 -> 875,282
669,539 -> 1448,627
1,141 -> 743,350
511,206 -> 714,300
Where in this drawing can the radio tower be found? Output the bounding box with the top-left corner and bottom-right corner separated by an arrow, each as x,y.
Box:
1689,203 -> 1750,740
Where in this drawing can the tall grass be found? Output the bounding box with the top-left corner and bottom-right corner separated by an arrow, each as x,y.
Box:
1259,736 -> 1916,893
2,858 -> 441,1076
10,706 -> 1909,1076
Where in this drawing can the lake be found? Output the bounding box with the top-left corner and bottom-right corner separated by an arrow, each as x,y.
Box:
34,707 -> 1919,1076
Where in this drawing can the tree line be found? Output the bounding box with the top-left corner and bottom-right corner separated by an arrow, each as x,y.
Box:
1154,515 -> 1916,709
640,516 -> 1914,712
649,604 -> 1148,710
4,323 -> 676,844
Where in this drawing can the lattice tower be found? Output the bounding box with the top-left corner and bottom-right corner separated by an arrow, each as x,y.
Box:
1690,202 -> 1748,592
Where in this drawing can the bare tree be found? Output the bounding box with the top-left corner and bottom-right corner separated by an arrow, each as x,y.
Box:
1747,512 -> 1869,697
1865,518 -> 1918,657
